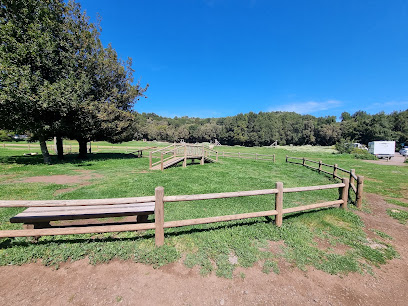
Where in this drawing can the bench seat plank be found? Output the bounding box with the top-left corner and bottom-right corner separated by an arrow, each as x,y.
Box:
10,202 -> 155,223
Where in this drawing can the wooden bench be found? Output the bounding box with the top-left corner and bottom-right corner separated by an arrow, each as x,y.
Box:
10,202 -> 155,230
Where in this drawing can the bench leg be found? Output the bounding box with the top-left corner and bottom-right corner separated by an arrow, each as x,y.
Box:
23,222 -> 51,242
136,215 -> 149,223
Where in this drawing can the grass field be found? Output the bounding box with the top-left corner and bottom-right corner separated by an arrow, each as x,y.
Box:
0,141 -> 405,277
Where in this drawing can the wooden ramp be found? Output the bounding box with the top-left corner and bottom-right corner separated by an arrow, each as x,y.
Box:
149,144 -> 218,170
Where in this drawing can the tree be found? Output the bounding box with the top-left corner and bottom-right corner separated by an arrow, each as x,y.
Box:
0,0 -> 71,163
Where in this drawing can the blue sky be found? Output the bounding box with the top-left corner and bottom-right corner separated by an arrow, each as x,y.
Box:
80,0 -> 408,119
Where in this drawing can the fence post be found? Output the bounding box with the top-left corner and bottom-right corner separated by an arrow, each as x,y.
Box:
161,153 -> 164,171
155,186 -> 165,246
318,161 -> 322,173
183,145 -> 187,167
356,176 -> 364,209
302,157 -> 305,166
275,182 -> 283,227
223,151 -> 225,157
239,152 -> 241,158
149,152 -> 152,169
256,153 -> 258,161
2,143 -> 5,148
200,146 -> 204,165
216,151 -> 218,162
350,169 -> 355,187
340,178 -> 349,209
333,164 -> 338,178
285,155 -> 288,162
273,154 -> 275,163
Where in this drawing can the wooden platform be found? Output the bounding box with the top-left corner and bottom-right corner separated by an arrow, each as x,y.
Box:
150,156 -> 215,170
10,202 -> 155,226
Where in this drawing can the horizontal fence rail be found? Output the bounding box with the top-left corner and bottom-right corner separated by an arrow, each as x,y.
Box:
286,155 -> 364,208
0,180 -> 349,245
0,142 -> 157,154
219,151 -> 275,162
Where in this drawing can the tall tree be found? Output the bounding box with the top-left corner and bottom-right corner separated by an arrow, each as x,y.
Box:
0,0 -> 71,163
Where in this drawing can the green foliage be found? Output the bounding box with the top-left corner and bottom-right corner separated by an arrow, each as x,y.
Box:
387,209 -> 408,224
0,130 -> 11,142
351,148 -> 377,160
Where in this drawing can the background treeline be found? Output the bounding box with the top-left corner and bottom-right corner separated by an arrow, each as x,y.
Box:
133,110 -> 408,146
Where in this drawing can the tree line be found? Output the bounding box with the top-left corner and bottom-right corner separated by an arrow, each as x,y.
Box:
133,109 -> 408,147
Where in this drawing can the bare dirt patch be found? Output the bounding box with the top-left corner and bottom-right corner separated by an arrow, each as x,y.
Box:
15,170 -> 104,195
1,193 -> 408,305
364,153 -> 407,166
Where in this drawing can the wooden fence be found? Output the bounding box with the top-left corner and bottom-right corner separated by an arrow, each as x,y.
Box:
0,143 -> 156,154
0,180 -> 349,246
286,156 -> 364,208
219,151 -> 275,162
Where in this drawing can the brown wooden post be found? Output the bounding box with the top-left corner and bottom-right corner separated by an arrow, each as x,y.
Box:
302,157 -> 305,166
223,151 -> 225,157
333,164 -> 338,178
155,186 -> 165,246
318,161 -> 322,173
340,178 -> 349,209
183,145 -> 187,167
273,154 -> 275,163
149,152 -> 152,169
160,153 -> 164,171
238,152 -> 241,158
356,176 -> 364,209
275,182 -> 283,227
285,155 -> 288,162
256,153 -> 258,161
350,169 -> 355,187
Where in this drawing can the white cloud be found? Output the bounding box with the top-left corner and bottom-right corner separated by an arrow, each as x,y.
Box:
269,100 -> 342,115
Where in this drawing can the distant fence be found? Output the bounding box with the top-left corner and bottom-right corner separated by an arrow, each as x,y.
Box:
0,143 -> 156,154
220,151 -> 275,162
0,180 -> 349,246
286,155 -> 364,208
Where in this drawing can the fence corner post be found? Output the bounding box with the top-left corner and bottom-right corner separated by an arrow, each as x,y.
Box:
155,186 -> 165,246
356,176 -> 364,209
340,177 -> 349,209
275,182 -> 283,227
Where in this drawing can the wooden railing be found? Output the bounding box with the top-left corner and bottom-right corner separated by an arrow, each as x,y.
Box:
0,180 -> 349,246
219,151 -> 275,162
286,156 -> 364,208
149,143 -> 219,170
0,142 -> 157,154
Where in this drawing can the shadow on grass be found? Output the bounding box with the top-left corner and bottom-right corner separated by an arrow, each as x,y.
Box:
0,208 -> 339,248
0,153 -> 141,166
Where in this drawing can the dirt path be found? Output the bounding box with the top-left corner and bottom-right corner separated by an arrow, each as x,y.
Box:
364,152 -> 407,166
0,194 -> 407,306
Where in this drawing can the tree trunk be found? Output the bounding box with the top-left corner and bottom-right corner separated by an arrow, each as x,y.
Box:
56,136 -> 64,160
77,139 -> 88,159
38,136 -> 51,164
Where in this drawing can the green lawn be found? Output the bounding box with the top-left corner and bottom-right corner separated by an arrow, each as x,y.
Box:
0,142 -> 405,277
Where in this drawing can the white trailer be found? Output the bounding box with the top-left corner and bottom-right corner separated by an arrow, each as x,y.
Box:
368,141 -> 396,159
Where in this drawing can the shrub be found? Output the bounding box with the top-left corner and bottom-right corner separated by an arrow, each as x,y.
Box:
351,148 -> 377,160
